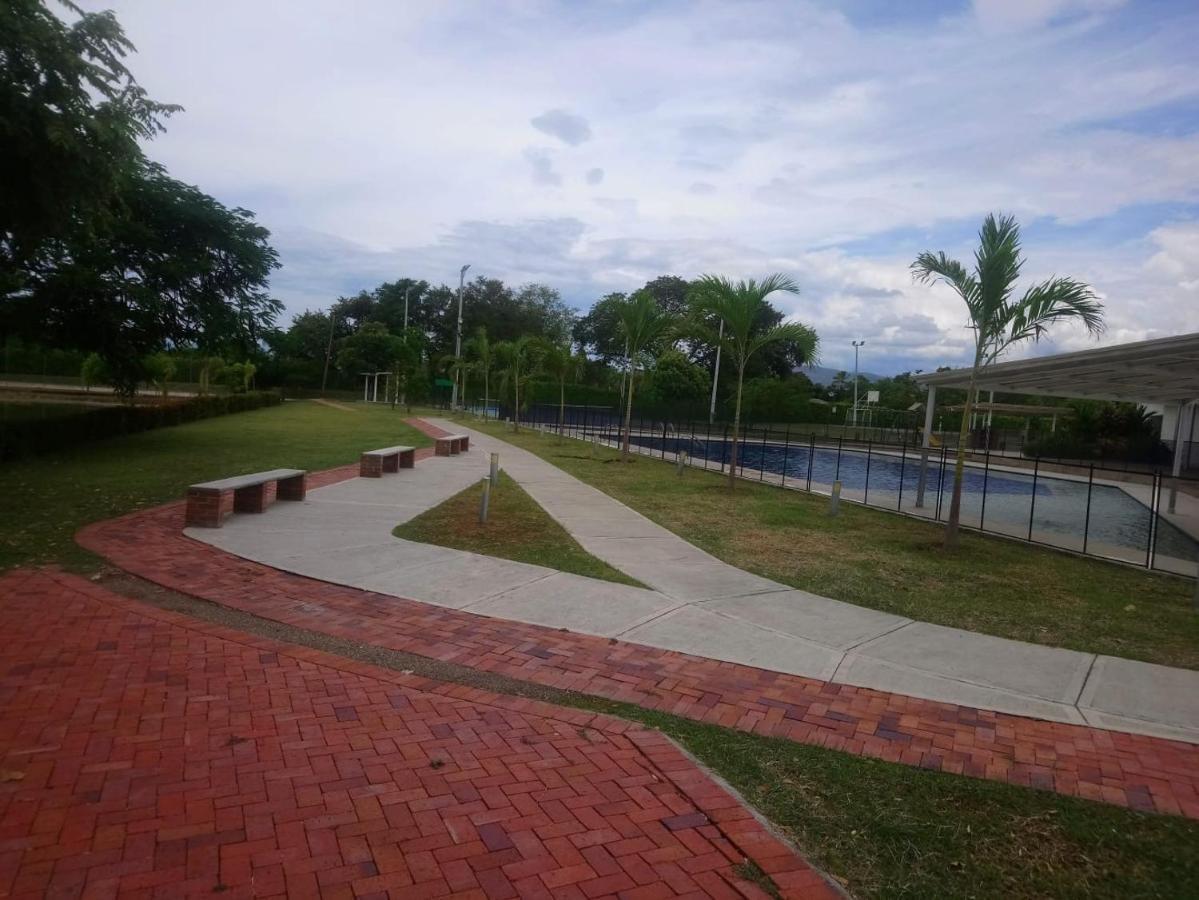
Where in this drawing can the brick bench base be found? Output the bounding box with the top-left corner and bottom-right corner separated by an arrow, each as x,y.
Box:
185,472 -> 306,528
360,448 -> 416,477
434,435 -> 469,456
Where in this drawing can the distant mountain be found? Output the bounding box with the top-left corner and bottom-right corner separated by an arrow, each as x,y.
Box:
798,364 -> 886,386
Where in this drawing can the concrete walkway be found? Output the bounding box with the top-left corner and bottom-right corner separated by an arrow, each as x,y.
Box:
188,419 -> 1199,745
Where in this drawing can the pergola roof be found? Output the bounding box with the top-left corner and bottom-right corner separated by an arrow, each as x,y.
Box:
916,332 -> 1199,404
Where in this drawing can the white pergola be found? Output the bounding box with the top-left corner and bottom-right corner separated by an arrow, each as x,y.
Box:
912,332 -> 1199,508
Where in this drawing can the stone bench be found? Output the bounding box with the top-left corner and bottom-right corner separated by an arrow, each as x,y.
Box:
360,445 -> 416,477
185,468 -> 306,528
434,434 -> 470,456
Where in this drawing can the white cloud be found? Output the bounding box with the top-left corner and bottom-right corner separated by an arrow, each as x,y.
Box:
72,0 -> 1199,371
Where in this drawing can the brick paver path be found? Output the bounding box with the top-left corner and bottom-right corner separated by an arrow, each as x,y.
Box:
0,569 -> 835,899
73,471 -> 1199,821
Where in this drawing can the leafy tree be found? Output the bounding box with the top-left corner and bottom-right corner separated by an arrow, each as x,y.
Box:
144,351 -> 175,399
640,275 -> 692,318
648,349 -> 709,406
198,356 -> 224,395
573,292 -> 629,363
494,336 -> 542,432
336,322 -> 400,378
912,213 -> 1104,548
616,291 -> 676,460
10,162 -> 281,394
541,342 -> 581,433
79,352 -> 107,391
1,0 -> 179,296
466,327 -> 494,418
391,327 -> 425,411
690,275 -> 818,488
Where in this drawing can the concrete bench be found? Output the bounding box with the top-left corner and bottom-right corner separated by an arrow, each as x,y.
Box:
434,434 -> 470,456
185,468 -> 306,528
360,445 -> 416,477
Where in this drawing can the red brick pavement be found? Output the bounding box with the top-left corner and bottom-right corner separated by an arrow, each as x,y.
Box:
72,447 -> 1199,821
0,569 -> 836,899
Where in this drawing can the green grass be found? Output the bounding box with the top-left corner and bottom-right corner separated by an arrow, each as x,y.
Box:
450,415 -> 1199,670
393,477 -> 645,587
0,400 -> 431,572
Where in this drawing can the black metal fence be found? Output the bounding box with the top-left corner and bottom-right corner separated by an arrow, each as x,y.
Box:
503,404 -> 1199,579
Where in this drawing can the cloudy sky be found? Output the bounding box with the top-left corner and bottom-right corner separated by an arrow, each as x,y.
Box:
79,0 -> 1199,373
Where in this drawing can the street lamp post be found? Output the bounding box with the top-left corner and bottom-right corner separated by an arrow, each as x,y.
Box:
708,319 -> 724,425
851,340 -> 866,427
451,265 -> 470,409
403,285 -> 411,332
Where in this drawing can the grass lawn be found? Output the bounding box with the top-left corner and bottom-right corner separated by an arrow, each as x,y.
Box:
393,477 -> 645,587
448,414 -> 1199,670
0,400 -> 431,572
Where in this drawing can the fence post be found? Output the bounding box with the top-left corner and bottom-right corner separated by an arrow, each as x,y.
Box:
864,440 -> 872,505
1082,464 -> 1094,556
759,427 -> 767,481
806,434 -> 815,491
834,436 -> 843,483
1027,456 -> 1040,542
781,424 -> 790,488
979,446 -> 991,529
935,444 -> 947,521
897,434 -> 907,511
1146,472 -> 1160,569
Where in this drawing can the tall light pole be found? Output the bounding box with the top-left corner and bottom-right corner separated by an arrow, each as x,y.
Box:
851,339 -> 866,427
708,319 -> 724,425
451,264 -> 470,409
403,285 -> 411,332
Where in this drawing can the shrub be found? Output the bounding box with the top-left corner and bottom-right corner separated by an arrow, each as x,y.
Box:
0,391 -> 282,462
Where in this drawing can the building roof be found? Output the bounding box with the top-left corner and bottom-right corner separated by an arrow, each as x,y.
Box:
915,332 -> 1199,404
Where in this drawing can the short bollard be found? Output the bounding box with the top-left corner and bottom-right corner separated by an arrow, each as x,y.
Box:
676,452 -> 688,476
489,452 -> 500,486
479,475 -> 491,524
827,480 -> 842,517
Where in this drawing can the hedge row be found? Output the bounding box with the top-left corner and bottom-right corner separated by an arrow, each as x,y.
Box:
0,391 -> 282,462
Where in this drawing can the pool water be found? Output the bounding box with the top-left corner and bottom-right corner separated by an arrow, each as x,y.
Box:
629,435 -> 1199,564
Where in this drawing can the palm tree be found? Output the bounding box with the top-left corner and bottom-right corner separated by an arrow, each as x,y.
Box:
690,274 -> 817,489
494,336 -> 541,432
616,291 -> 675,461
912,213 -> 1104,549
466,326 -> 493,418
541,342 -> 580,436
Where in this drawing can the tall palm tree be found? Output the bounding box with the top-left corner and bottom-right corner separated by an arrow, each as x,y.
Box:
541,342 -> 580,435
616,291 -> 675,461
690,274 -> 817,489
494,336 -> 541,432
466,326 -> 493,418
912,213 -> 1104,549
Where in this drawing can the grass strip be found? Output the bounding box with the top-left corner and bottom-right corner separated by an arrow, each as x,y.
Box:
393,476 -> 645,587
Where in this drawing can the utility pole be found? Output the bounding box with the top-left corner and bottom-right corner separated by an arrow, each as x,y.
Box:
851,340 -> 866,427
451,265 -> 470,409
708,319 -> 724,425
320,308 -> 338,396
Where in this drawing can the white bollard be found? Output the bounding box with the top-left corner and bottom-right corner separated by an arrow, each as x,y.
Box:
827,480 -> 842,517
489,452 -> 500,486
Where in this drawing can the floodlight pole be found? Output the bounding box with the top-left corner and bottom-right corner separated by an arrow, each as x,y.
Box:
451,264 -> 470,409
403,285 -> 411,332
320,309 -> 337,396
709,319 -> 724,425
851,340 -> 866,427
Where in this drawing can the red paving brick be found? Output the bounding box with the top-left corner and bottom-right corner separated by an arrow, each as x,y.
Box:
0,570 -> 836,899
72,443 -> 1199,821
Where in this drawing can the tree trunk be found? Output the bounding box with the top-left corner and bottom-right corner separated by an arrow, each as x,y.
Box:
621,370 -> 636,462
728,365 -> 745,489
558,378 -> 565,440
483,370 -> 489,420
513,372 -> 521,433
944,350 -> 983,549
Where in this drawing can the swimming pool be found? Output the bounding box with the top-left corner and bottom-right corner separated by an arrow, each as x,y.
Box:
627,434 -> 1199,566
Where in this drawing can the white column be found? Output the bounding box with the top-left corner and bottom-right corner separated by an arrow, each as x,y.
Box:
363,376 -> 368,402
1168,400 -> 1195,514
915,385 -> 936,508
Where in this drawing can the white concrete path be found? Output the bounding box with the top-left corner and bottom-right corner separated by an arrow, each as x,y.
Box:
187,418 -> 1199,745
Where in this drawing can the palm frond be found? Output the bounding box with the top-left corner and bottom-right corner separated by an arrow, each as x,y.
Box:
910,251 -> 979,307
973,213 -> 1023,326
989,277 -> 1105,361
